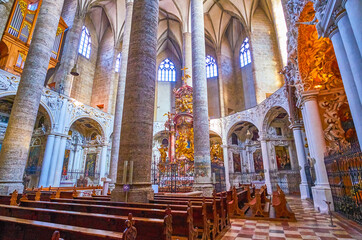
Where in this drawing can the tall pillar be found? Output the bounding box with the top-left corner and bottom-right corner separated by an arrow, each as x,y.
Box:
343,0 -> 362,55
112,0 -> 159,203
0,0 -> 15,40
38,134 -> 55,187
334,7 -> 362,103
300,91 -> 333,213
67,146 -> 75,172
328,27 -> 362,146
53,13 -> 85,96
221,125 -> 230,190
47,135 -> 61,186
109,0 -> 134,187
53,136 -> 68,187
216,51 -> 226,117
191,0 -> 213,196
99,144 -> 108,183
0,0 -> 65,195
291,124 -> 310,199
259,134 -> 272,194
182,31 -> 193,86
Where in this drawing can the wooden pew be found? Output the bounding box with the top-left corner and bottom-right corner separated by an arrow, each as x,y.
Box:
272,185 -> 295,220
246,185 -> 270,217
73,196 -> 111,201
20,200 -> 191,239
0,215 -> 124,240
0,204 -> 169,240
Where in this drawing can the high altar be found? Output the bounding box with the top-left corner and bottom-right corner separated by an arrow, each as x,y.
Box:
157,68 -> 226,193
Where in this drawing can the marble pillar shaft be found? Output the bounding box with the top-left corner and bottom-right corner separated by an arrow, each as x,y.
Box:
335,11 -> 362,103
38,134 -> 55,187
216,52 -> 226,117
109,0 -> 134,185
182,32 -> 193,85
329,29 -> 362,146
53,136 -> 67,187
191,0 -> 213,192
344,0 -> 362,55
54,14 -> 84,96
0,0 -> 15,41
260,139 -> 272,194
112,0 -> 159,203
0,0 -> 65,195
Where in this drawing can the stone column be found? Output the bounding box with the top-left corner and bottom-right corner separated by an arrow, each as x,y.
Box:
291,124 -> 310,199
328,27 -> 362,146
0,0 -> 65,195
334,7 -> 362,103
343,0 -> 362,55
109,0 -> 134,186
182,31 -> 193,86
0,0 -> 15,40
67,146 -> 75,172
191,0 -> 213,196
259,134 -> 272,194
300,91 -> 333,213
38,134 -> 55,187
53,136 -> 68,187
53,13 -> 85,96
111,0 -> 159,203
221,145 -> 230,190
47,135 -> 61,186
216,51 -> 226,117
99,144 -> 108,183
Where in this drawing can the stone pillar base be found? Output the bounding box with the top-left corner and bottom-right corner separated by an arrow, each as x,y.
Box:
111,184 -> 154,203
0,181 -> 24,195
192,183 -> 214,197
299,183 -> 310,200
312,185 -> 334,213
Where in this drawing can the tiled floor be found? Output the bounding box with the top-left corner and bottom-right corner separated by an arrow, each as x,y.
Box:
221,197 -> 362,240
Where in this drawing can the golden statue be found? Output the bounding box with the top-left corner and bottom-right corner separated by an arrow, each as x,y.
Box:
210,143 -> 223,160
158,145 -> 168,163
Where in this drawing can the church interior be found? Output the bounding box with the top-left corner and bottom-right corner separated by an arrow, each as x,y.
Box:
0,0 -> 361,239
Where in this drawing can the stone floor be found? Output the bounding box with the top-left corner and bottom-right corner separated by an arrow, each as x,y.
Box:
221,196 -> 362,240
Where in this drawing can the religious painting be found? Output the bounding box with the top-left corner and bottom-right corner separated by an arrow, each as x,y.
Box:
26,146 -> 41,174
62,149 -> 70,175
275,146 -> 291,170
85,153 -> 97,177
338,104 -> 357,143
253,150 -> 263,173
233,153 -> 241,173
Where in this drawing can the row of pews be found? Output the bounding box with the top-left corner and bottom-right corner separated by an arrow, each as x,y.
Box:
0,184 -> 295,240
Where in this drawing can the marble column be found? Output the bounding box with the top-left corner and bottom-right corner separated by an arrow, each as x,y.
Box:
216,51 -> 226,117
291,124 -> 310,199
0,0 -> 65,195
343,0 -> 362,55
182,31 -> 193,86
67,146 -> 75,172
191,0 -> 213,196
259,134 -> 272,194
47,135 -> 61,186
53,136 -> 68,187
300,91 -> 333,213
99,144 -> 108,183
334,7 -> 362,103
0,0 -> 15,41
53,13 -> 85,96
221,128 -> 230,190
109,0 -> 134,187
38,134 -> 55,187
112,0 -> 159,203
328,27 -> 362,146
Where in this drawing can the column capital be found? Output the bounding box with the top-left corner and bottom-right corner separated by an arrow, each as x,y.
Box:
290,122 -> 304,130
333,4 -> 347,24
326,23 -> 339,39
300,90 -> 319,106
258,132 -> 268,142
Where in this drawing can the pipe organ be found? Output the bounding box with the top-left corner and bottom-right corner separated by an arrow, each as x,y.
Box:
0,0 -> 68,75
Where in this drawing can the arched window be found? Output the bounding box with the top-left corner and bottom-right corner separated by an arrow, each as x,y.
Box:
231,133 -> 238,145
240,37 -> 251,67
158,58 -> 176,82
115,53 -> 122,72
205,55 -> 218,78
79,26 -> 92,59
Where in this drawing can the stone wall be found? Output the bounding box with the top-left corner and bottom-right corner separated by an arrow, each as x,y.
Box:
251,7 -> 284,104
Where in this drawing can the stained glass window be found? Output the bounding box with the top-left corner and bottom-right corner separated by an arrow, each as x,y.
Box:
158,58 -> 176,82
240,37 -> 251,67
79,26 -> 92,59
206,55 -> 218,78
115,53 -> 122,72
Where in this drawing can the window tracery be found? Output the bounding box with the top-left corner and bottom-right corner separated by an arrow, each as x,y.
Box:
79,26 -> 91,59
205,55 -> 218,78
158,58 -> 176,82
240,37 -> 251,68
